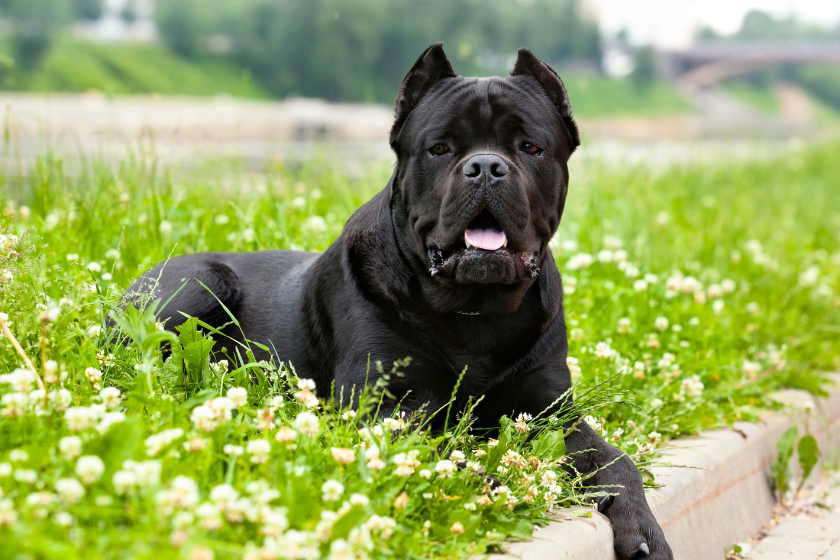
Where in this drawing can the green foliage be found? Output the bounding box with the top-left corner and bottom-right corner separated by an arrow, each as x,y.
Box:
772,426 -> 798,498
154,0 -> 602,103
771,426 -> 822,501
0,0 -> 71,69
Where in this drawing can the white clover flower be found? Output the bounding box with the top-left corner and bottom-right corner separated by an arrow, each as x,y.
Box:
157,476 -> 199,514
654,316 -> 669,331
617,317 -> 631,334
303,216 -> 327,234
0,498 -> 17,526
419,468 -> 432,479
14,469 -> 38,484
648,431 -> 662,443
52,511 -> 73,528
130,460 -> 162,486
223,444 -> 244,457
246,440 -> 272,463
59,436 -> 83,459
1,393 -> 28,417
145,428 -> 185,456
584,415 -> 604,434
364,514 -> 396,539
566,253 -> 593,270
321,480 -> 345,502
294,411 -> 319,437
597,249 -> 614,263
65,406 -> 100,431
566,356 -> 581,377
594,342 -> 615,360
721,279 -> 736,293
623,264 -> 640,278
0,463 -> 11,477
113,469 -> 138,495
435,459 -> 456,478
96,411 -> 126,434
330,447 -> 355,464
75,455 -> 105,484
744,360 -> 761,377
242,228 -> 255,243
0,368 -> 37,394
261,507 -> 290,537
613,249 -> 628,263
87,262 -> 102,273
632,279 -> 648,292
159,220 -> 173,237
207,397 -> 235,419
365,446 -> 386,470
188,546 -> 214,560
190,404 -> 219,432
105,248 -> 121,260
209,484 -> 239,508
515,412 -> 533,432
649,398 -> 664,409
713,300 -> 725,315
681,375 -> 705,398
392,450 -> 421,476
227,387 -> 248,408
349,493 -> 370,507
9,449 -> 28,462
84,367 -> 103,391
341,410 -> 356,420
195,502 -> 224,530
99,387 -> 121,408
87,325 -> 102,338
50,387 -> 72,408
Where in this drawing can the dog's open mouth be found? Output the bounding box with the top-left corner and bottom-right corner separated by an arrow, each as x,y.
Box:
428,209 -> 540,281
465,209 -> 507,251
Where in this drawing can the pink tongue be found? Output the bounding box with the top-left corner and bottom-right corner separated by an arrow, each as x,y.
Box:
465,228 -> 507,251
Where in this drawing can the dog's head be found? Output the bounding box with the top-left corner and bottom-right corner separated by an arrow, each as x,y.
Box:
388,44 -> 579,315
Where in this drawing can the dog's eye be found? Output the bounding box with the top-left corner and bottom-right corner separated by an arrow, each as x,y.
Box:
429,144 -> 450,156
521,142 -> 542,156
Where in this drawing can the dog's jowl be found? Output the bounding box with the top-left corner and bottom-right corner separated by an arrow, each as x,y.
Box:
125,44 -> 673,559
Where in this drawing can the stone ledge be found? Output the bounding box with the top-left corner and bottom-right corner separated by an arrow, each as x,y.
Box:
482,374 -> 840,560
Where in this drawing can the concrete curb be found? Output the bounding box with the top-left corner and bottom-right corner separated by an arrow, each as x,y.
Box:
487,374 -> 840,560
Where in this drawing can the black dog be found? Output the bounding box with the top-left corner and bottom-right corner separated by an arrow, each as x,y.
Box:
125,45 -> 672,559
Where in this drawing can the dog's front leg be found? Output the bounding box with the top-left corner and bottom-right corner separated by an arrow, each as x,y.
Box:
564,420 -> 673,560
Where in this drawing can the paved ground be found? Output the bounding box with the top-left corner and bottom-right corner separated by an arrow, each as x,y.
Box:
733,477 -> 840,560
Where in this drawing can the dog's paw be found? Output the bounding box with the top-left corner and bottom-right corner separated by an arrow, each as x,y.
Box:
599,494 -> 673,560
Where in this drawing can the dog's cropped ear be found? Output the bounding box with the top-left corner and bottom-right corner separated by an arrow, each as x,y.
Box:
511,48 -> 580,151
390,43 -> 456,148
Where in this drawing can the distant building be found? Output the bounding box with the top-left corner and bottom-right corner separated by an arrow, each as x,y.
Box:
75,0 -> 157,43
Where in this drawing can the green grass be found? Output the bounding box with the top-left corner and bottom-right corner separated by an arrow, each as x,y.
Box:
560,72 -> 693,118
0,39 -> 268,98
0,143 -> 839,558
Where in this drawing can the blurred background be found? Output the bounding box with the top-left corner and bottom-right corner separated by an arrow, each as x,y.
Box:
1,0 -> 840,169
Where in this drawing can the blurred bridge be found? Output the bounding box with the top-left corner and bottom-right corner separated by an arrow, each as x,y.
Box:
661,42 -> 840,90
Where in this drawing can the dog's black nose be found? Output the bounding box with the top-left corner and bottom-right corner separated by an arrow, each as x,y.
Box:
462,154 -> 508,183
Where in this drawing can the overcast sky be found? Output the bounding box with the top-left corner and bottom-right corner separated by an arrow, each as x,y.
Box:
589,0 -> 840,48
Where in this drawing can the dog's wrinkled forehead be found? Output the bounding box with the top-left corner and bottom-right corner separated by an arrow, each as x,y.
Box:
401,76 -> 568,155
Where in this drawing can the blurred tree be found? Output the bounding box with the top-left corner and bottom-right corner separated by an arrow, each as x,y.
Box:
122,0 -> 138,24
0,0 -> 71,68
153,0 -> 602,102
155,0 -> 212,58
631,46 -> 656,91
72,0 -> 104,21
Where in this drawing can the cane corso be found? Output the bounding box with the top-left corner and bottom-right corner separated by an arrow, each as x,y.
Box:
125,44 -> 672,559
